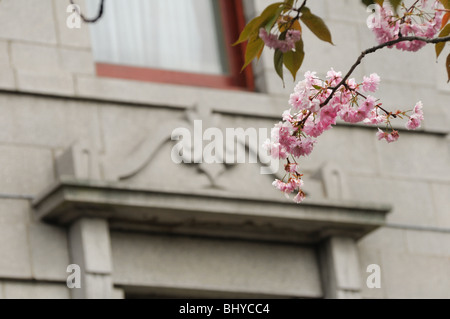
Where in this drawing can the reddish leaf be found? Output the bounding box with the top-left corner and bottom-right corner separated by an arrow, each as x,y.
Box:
442,12 -> 450,30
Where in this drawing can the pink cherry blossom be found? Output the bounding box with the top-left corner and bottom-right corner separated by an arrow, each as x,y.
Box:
293,191 -> 306,204
268,68 -> 425,203
290,138 -> 316,157
376,128 -> 400,143
406,101 -> 425,130
364,109 -> 386,125
326,68 -> 342,86
369,1 -> 444,52
362,74 -> 381,92
285,163 -> 299,173
259,28 -> 301,53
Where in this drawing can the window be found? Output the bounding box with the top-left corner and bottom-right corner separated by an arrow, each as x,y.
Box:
87,0 -> 253,90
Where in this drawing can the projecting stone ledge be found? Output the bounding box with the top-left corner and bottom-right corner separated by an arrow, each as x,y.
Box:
33,178 -> 391,244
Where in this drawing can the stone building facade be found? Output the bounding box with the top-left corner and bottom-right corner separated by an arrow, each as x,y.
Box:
0,0 -> 448,299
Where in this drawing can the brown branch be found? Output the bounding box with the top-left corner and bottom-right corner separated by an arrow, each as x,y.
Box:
336,83 -> 396,117
292,0 -> 307,20
69,0 -> 105,23
321,35 -> 450,107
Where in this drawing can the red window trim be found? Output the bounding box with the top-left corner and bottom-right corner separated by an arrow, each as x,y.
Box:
96,0 -> 254,91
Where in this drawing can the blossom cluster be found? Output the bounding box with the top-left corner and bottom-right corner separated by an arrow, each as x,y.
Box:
265,70 -> 425,203
370,0 -> 444,52
259,28 -> 302,53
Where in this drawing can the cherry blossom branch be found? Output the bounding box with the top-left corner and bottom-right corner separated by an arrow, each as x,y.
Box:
321,35 -> 450,107
340,83 -> 397,118
69,0 -> 105,23
294,0 -> 308,16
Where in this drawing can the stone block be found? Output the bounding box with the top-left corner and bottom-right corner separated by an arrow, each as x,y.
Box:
254,65 -> 296,96
347,176 -> 437,227
0,224 -> 32,279
300,21 -> 364,81
0,199 -> 30,225
363,44 -> 436,87
405,229 -> 450,257
325,0 -> 365,23
0,66 -> 16,90
3,282 -> 70,299
69,218 -> 112,274
76,75 -> 286,119
358,227 -> 408,254
16,70 -> 75,96
60,48 -> 95,75
29,223 -> 70,281
369,80 -> 447,133
437,57 -> 450,93
76,74 -> 203,108
112,288 -> 125,299
304,126 -> 379,175
11,42 -> 60,73
110,232 -> 322,298
0,145 -> 55,196
0,40 -> 10,66
376,133 -> 450,182
0,0 -> 57,44
430,182 -> 450,229
0,93 -> 101,149
53,0 -> 92,49
381,251 -> 450,298
56,143 -> 102,181
358,248 -> 385,299
320,236 -> 362,299
72,273 -> 113,299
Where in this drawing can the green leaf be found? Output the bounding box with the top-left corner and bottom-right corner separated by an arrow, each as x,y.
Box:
241,37 -> 265,71
283,38 -> 305,81
439,0 -> 450,10
436,42 -> 445,59
283,0 -> 295,12
279,19 -> 302,33
233,2 -> 285,45
361,0 -> 375,6
436,24 -> 450,58
446,53 -> 450,83
264,6 -> 284,32
233,16 -> 263,45
360,0 -> 385,7
274,49 -> 284,84
388,0 -> 402,12
300,7 -> 333,44
258,2 -> 285,27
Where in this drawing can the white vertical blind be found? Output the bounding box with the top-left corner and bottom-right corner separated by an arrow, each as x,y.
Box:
86,0 -> 227,75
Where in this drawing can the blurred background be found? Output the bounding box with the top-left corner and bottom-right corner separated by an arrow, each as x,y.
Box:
0,0 -> 448,299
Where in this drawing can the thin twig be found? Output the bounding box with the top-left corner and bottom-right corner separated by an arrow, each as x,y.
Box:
342,83 -> 396,117
321,35 -> 450,107
69,0 -> 105,23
